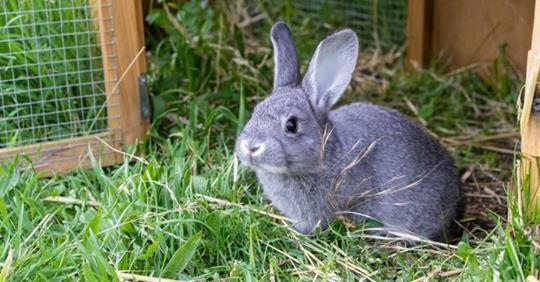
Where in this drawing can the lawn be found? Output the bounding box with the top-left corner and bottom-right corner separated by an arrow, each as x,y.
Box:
1,1 -> 539,281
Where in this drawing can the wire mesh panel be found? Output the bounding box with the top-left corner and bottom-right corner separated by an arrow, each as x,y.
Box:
274,0 -> 407,50
0,0 -> 148,175
0,0 -> 118,148
300,0 -> 406,49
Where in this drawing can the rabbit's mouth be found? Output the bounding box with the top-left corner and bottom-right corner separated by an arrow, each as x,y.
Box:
254,163 -> 288,174
238,155 -> 289,174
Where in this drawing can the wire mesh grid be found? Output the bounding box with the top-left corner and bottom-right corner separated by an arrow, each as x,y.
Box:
278,0 -> 407,50
0,0 -> 119,149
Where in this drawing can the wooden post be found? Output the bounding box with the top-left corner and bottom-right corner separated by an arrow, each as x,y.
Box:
406,0 -> 432,69
521,0 -> 540,215
96,0 -> 149,147
111,0 -> 149,146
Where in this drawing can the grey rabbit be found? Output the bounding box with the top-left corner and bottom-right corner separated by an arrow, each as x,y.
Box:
235,22 -> 461,242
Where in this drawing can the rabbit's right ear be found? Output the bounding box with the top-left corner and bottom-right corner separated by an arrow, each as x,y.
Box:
271,22 -> 300,90
302,29 -> 358,113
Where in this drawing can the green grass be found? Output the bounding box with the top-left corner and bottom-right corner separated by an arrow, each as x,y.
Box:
1,0 -> 539,280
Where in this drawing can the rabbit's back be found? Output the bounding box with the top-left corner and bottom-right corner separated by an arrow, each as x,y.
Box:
329,103 -> 461,240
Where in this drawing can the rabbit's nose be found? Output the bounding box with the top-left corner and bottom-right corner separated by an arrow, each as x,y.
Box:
240,140 -> 266,156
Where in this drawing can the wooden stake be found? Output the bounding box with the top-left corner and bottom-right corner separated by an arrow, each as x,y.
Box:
521,0 -> 540,216
95,0 -> 149,146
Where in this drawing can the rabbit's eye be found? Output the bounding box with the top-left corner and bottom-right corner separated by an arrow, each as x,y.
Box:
285,117 -> 298,134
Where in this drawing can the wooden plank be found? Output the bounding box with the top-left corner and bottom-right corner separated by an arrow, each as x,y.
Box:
406,0 -> 432,68
522,54 -> 540,157
524,0 -> 540,157
429,0 -> 534,75
110,0 -> 150,146
0,133 -> 122,176
521,0 -> 540,214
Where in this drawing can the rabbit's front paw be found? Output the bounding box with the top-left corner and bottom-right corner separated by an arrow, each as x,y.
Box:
292,220 -> 327,235
292,221 -> 315,234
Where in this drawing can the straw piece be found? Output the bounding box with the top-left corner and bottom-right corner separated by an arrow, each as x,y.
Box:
116,271 -> 188,282
43,196 -> 100,207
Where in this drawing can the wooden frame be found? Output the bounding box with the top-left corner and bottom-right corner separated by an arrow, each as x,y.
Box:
406,0 -> 535,75
0,0 -> 149,175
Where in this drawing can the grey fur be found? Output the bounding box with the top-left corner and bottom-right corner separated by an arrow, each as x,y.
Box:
235,22 -> 462,241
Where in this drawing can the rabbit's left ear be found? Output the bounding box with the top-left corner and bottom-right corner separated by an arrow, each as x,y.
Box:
271,22 -> 301,90
302,29 -> 358,113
